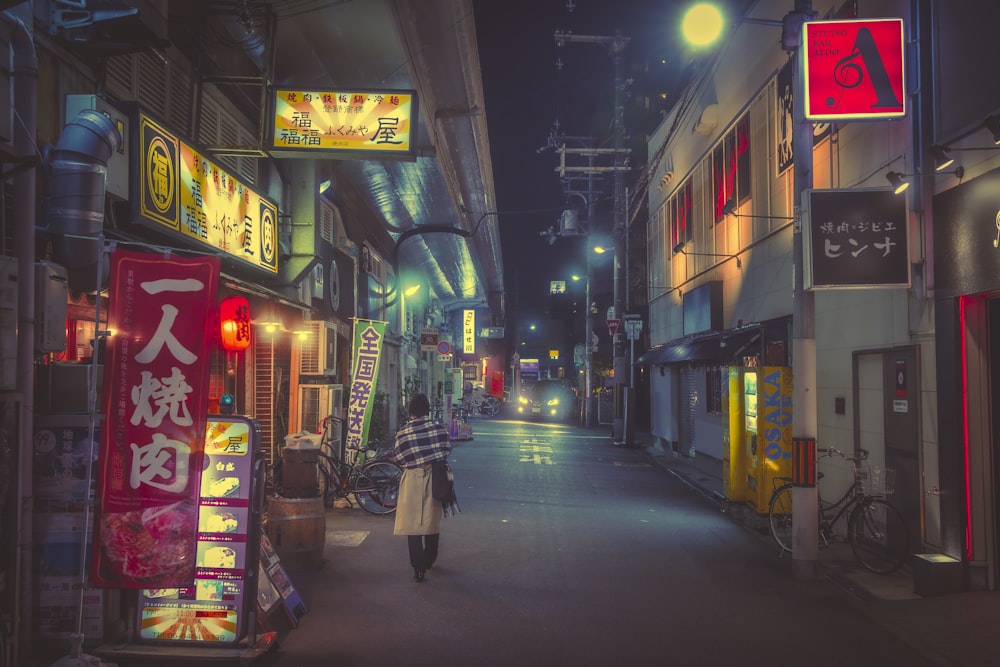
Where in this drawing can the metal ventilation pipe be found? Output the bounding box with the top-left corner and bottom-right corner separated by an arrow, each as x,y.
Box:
46,108 -> 121,291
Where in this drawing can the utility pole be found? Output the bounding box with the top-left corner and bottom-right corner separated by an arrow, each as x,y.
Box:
554,30 -> 631,444
787,0 -> 819,581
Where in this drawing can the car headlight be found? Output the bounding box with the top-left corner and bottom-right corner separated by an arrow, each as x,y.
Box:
546,397 -> 560,406
518,396 -> 528,404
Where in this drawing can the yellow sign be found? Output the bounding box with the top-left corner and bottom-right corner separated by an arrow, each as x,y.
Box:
270,88 -> 416,156
138,114 -> 279,274
463,310 -> 475,356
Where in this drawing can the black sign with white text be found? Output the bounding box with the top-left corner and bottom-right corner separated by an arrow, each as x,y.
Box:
933,165 -> 1000,299
805,189 -> 908,289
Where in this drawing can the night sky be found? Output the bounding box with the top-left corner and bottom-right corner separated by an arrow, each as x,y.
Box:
472,0 -> 714,321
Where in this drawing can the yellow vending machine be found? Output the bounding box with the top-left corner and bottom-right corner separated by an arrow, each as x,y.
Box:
723,367 -> 747,502
744,366 -> 793,513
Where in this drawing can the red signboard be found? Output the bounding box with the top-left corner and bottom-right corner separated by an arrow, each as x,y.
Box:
803,18 -> 905,121
92,249 -> 220,588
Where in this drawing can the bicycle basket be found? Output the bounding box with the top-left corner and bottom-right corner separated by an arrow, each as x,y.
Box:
859,465 -> 896,496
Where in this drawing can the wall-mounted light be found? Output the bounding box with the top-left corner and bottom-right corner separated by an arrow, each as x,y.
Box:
984,115 -> 1000,145
403,284 -> 422,297
675,245 -> 742,269
932,145 -> 954,171
886,171 -> 910,194
886,166 -> 965,196
721,198 -> 793,220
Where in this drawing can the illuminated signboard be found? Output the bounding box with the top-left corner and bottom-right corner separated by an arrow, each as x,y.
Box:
269,88 -> 416,158
802,18 -> 905,121
550,281 -> 566,294
136,113 -> 279,274
463,310 -> 475,356
803,188 -> 909,289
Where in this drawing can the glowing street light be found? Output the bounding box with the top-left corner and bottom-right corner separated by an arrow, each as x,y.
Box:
681,3 -> 725,47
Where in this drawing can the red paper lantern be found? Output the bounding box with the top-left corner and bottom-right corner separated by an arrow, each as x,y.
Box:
220,296 -> 252,351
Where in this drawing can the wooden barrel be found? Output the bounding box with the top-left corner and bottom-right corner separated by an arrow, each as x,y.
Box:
267,496 -> 326,569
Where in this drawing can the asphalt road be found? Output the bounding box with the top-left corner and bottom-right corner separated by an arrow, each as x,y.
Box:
97,417 -> 938,667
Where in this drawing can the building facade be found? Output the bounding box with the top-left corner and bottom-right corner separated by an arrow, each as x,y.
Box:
643,0 -> 1000,590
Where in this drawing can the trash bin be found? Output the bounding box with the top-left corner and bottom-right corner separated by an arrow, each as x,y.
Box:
281,432 -> 323,498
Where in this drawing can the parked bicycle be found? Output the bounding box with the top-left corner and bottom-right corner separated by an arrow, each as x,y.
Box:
316,416 -> 402,515
461,389 -> 502,417
767,446 -> 909,574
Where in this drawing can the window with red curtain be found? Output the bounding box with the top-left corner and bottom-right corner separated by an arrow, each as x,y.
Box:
670,179 -> 693,252
713,115 -> 752,223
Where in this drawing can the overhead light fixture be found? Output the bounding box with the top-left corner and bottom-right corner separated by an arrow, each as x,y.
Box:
985,115 -> 1000,145
886,171 -> 910,195
403,284 -> 421,297
931,145 -> 954,171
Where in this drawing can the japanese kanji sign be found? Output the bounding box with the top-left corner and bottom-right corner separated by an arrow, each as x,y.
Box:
345,319 -> 387,451
269,88 -> 417,159
804,188 -> 909,289
802,18 -> 906,121
137,113 -> 279,274
93,249 -> 220,588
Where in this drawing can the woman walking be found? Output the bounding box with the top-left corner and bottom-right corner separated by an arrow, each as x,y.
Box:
393,393 -> 452,582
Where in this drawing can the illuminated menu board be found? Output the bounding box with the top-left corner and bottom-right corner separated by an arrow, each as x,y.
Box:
137,417 -> 257,644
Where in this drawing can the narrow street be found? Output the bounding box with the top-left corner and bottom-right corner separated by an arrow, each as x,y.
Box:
235,417 -> 935,667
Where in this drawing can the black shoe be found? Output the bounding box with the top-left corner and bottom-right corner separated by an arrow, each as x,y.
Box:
414,569 -> 425,583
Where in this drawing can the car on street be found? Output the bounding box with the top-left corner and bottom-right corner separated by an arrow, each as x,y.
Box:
515,379 -> 578,422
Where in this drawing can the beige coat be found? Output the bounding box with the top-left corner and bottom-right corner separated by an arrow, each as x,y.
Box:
393,464 -> 442,535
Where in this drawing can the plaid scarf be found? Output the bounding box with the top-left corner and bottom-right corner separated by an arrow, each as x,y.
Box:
394,417 -> 451,468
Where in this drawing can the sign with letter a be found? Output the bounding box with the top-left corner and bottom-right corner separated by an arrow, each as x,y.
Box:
802,18 -> 906,121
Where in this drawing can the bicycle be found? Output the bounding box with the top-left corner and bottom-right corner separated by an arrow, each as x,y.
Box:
461,390 -> 502,417
767,446 -> 909,574
315,416 -> 402,515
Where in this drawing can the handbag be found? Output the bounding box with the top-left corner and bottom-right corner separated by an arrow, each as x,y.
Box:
431,459 -> 460,516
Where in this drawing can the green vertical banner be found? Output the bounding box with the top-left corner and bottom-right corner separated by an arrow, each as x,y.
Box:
346,319 -> 387,451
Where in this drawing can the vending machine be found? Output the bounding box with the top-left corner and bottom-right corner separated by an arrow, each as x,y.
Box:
723,367 -> 747,503
743,367 -> 793,513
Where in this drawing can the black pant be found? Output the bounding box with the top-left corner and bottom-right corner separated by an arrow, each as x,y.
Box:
407,534 -> 439,571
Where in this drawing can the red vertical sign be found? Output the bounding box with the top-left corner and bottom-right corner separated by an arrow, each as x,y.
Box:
803,18 -> 905,121
92,249 -> 220,588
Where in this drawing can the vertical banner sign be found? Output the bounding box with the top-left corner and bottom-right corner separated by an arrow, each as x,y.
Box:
802,18 -> 906,121
346,319 -> 386,451
92,249 -> 220,588
463,309 -> 475,356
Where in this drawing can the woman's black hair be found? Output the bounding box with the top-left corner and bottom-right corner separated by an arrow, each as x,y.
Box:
408,393 -> 431,418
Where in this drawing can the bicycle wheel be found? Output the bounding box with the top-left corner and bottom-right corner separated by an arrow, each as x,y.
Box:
848,497 -> 909,574
768,484 -> 794,553
355,461 -> 402,515
481,396 -> 501,417
317,453 -> 342,508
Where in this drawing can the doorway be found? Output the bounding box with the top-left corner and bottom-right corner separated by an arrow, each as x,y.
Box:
854,347 -> 922,557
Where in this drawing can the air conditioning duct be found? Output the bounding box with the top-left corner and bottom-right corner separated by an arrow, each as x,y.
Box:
46,108 -> 121,291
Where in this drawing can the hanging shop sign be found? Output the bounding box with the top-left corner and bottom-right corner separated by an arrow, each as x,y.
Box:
268,87 -> 417,159
463,309 -> 475,356
802,18 -> 906,121
92,249 -> 220,588
135,112 -> 279,274
345,319 -> 387,451
803,188 -> 909,289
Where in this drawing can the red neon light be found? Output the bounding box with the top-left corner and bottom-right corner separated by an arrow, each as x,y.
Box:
959,295 -> 973,560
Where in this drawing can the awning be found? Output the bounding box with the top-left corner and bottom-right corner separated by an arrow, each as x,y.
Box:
635,338 -> 721,365
635,326 -> 763,366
